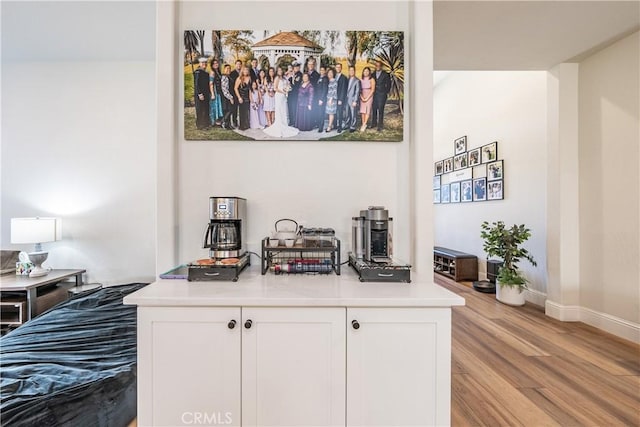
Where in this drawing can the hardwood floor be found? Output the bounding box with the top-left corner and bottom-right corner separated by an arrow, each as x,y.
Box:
436,274 -> 640,427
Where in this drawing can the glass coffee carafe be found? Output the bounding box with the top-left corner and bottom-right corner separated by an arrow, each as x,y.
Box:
204,197 -> 246,259
205,221 -> 240,251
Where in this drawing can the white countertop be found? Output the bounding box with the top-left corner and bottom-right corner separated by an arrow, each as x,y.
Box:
124,267 -> 465,308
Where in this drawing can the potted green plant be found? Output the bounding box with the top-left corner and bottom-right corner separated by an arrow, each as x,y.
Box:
480,221 -> 537,306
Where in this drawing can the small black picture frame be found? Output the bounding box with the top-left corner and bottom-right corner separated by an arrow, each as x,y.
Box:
461,179 -> 473,202
435,160 -> 444,176
487,160 -> 503,181
472,177 -> 487,201
481,141 -> 498,163
450,182 -> 461,203
443,157 -> 454,174
454,153 -> 468,171
487,180 -> 504,200
468,148 -> 481,167
454,136 -> 467,155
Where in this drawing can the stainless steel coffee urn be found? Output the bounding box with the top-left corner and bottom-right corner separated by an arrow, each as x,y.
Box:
352,206 -> 393,263
203,197 -> 247,258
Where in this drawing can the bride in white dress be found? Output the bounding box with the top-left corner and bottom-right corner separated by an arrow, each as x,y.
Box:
264,66 -> 299,138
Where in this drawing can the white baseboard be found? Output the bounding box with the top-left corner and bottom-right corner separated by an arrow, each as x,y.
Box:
580,306 -> 640,344
545,300 -> 640,343
524,288 -> 547,307
545,300 -> 581,321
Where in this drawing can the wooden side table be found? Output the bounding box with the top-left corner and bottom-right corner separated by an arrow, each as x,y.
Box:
0,269 -> 86,323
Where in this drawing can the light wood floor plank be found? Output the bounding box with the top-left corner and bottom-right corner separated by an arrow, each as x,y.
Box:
437,274 -> 640,427
495,316 -> 636,376
454,341 -> 561,426
456,302 -> 550,357
453,321 -> 547,389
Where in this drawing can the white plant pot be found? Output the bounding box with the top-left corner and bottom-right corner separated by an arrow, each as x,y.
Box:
496,280 -> 526,306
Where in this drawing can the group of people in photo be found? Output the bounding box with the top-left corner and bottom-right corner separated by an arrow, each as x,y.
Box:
193,56 -> 392,137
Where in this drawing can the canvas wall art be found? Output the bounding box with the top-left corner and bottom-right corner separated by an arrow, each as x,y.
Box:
184,30 -> 405,142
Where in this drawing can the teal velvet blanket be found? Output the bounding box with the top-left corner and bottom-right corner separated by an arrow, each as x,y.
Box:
1,283 -> 146,426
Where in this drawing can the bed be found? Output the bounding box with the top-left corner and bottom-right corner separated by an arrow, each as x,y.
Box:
0,283 -> 147,427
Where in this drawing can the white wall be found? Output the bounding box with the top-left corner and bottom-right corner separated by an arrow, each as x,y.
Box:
578,31 -> 639,327
433,72 -> 548,296
1,61 -> 156,285
168,1 -> 429,270
1,0 -> 433,286
1,1 -> 157,285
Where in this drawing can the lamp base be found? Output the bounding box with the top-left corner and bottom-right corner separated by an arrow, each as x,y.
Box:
27,251 -> 50,278
29,266 -> 49,278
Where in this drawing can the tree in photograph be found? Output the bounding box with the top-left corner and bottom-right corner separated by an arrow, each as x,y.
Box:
294,30 -> 320,44
292,30 -> 339,52
211,30 -> 223,62
346,31 -> 358,67
276,54 -> 295,70
346,31 -> 376,67
319,54 -> 336,69
316,30 -> 339,52
184,30 -> 199,72
372,31 -> 404,115
195,30 -> 206,58
222,30 -> 254,62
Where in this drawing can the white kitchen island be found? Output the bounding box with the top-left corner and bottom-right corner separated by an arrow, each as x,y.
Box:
124,267 -> 465,427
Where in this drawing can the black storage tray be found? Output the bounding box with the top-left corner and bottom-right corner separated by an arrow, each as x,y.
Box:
348,253 -> 411,283
188,261 -> 249,282
353,268 -> 411,283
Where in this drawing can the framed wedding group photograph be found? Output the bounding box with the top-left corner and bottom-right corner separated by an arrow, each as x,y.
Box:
184,29 -> 405,142
433,136 -> 504,204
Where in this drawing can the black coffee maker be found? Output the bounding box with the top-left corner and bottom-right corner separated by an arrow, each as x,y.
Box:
203,197 -> 247,258
352,206 -> 393,263
349,206 -> 411,282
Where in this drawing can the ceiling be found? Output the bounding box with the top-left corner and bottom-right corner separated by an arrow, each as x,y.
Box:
434,0 -> 640,70
1,1 -> 638,69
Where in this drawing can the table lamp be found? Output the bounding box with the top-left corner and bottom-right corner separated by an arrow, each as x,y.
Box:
11,217 -> 62,278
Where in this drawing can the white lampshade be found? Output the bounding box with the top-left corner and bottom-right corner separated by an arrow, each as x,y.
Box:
11,217 -> 62,244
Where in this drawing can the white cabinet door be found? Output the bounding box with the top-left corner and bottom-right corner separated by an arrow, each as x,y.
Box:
242,307 -> 346,427
347,308 -> 452,427
137,307 -> 241,427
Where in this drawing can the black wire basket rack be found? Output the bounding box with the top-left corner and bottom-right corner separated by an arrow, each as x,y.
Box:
261,237 -> 341,275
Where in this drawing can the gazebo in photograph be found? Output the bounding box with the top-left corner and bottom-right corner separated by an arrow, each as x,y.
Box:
252,32 -> 324,68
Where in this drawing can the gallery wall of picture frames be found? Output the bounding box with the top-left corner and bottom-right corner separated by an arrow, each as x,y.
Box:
433,136 -> 504,204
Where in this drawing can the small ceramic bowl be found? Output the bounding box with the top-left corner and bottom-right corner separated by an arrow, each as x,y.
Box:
285,238 -> 295,248
269,238 -> 280,247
